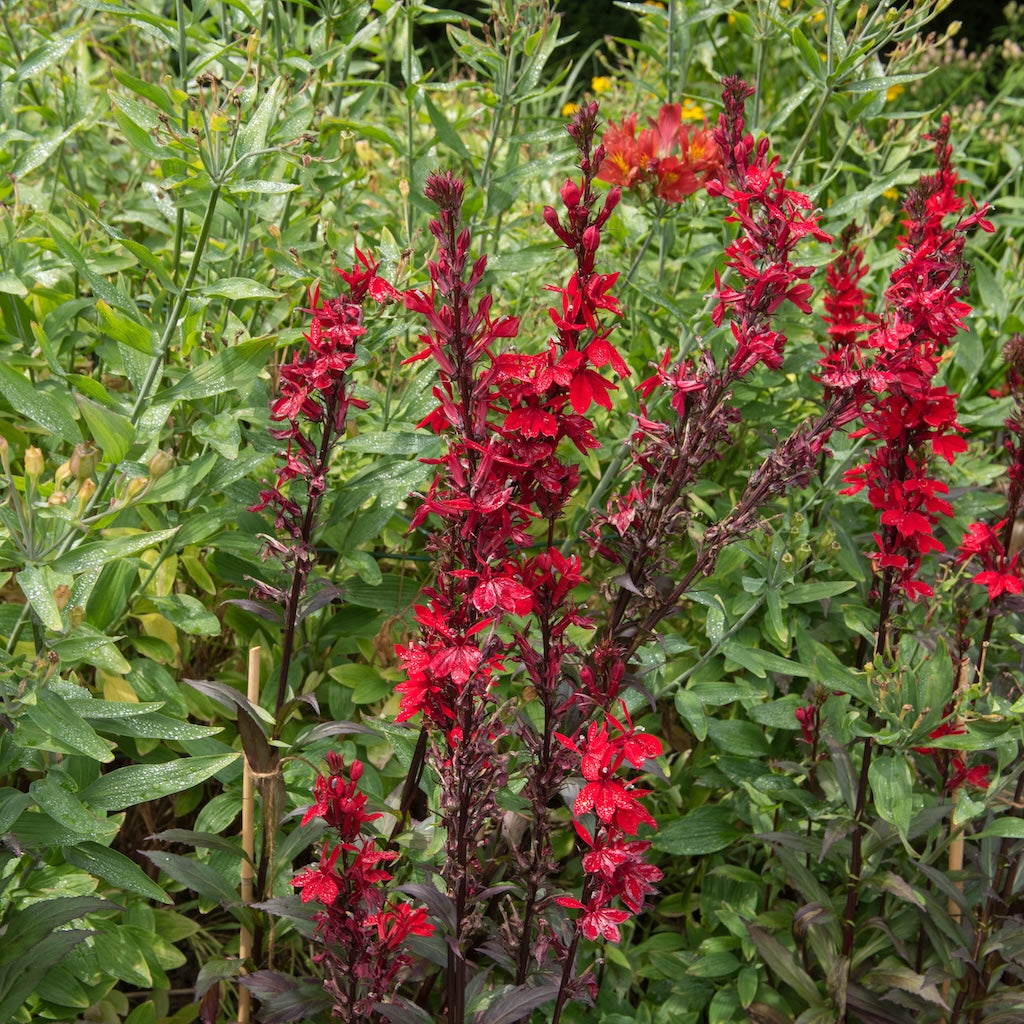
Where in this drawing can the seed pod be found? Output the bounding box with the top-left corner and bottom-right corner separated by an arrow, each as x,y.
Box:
69,442 -> 99,483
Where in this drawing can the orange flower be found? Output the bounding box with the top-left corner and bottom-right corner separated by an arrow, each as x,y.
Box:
597,103 -> 722,202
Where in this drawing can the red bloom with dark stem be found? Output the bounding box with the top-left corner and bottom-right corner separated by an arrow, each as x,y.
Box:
292,754 -> 434,1023
836,117 -> 993,625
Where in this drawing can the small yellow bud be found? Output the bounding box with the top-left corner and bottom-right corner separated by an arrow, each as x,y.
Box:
24,446 -> 44,480
69,605 -> 85,628
125,477 -> 148,500
77,477 -> 96,506
944,20 -> 961,39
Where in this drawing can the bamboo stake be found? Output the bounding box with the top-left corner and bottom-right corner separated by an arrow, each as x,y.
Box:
238,645 -> 260,1024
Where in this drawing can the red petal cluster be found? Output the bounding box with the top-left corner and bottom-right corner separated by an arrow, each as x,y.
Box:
596,103 -> 723,203
834,117 -> 993,601
292,754 -> 434,1021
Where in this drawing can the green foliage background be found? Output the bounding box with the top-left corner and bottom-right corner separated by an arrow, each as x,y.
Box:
2,1 -> 1024,1022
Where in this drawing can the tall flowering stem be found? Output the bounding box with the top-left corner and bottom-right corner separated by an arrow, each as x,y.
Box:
291,754 -> 433,1022
596,75 -> 849,653
249,252 -> 393,960
821,120 -> 993,971
836,116 -> 993,649
252,254 -> 395,727
397,105 -> 664,1021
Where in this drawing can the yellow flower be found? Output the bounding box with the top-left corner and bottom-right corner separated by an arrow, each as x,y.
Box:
779,0 -> 791,8
680,97 -> 705,121
882,188 -> 900,201
727,12 -> 736,25
886,83 -> 905,103
591,76 -> 612,95
812,9 -> 824,22
562,102 -> 580,117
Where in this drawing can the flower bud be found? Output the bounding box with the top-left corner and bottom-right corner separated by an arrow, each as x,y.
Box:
582,225 -> 601,253
24,446 -> 44,480
69,605 -> 85,628
0,435 -> 9,474
125,477 -> 148,500
77,477 -> 96,506
560,178 -> 581,209
148,449 -> 174,480
48,491 -> 67,506
53,584 -> 71,611
69,442 -> 98,483
55,461 -> 72,487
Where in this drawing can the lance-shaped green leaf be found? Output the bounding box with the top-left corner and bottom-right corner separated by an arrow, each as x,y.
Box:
64,841 -> 171,903
16,564 -> 64,630
25,688 -> 114,762
79,752 -> 240,810
51,527 -> 180,575
869,754 -> 914,841
29,776 -> 118,839
0,362 -> 82,443
155,337 -> 274,403
75,395 -> 135,464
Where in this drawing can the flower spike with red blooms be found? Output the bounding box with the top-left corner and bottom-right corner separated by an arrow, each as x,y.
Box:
837,116 -> 994,614
593,76 -> 857,653
292,754 -> 434,1022
554,708 -> 665,944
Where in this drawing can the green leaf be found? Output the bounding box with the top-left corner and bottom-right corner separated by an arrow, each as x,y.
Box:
706,719 -> 770,758
227,179 -> 301,194
674,688 -> 708,741
688,952 -> 741,979
156,337 -> 274,403
653,806 -> 741,856
95,299 -> 155,355
51,527 -> 180,575
422,92 -> 473,163
974,817 -> 1024,840
869,754 -> 914,841
75,395 -> 135,463
79,752 -> 240,810
47,218 -> 137,315
0,362 -> 82,443
13,119 -> 89,178
16,564 -> 64,631
64,840 -> 171,902
343,430 -> 440,455
723,642 -> 812,679
783,581 -> 856,603
0,789 -> 31,833
26,688 -> 114,762
745,923 -> 822,1007
30,776 -> 118,839
0,896 -> 112,958
146,594 -> 221,636
198,278 -> 281,300
16,27 -> 88,79
142,849 -> 240,905
50,626 -> 133,675
790,26 -> 824,80
90,928 -> 153,987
